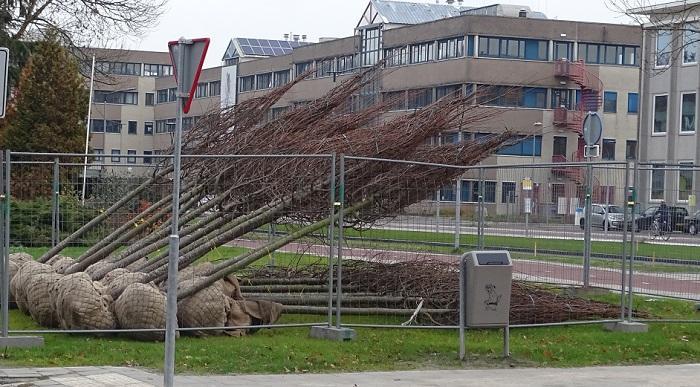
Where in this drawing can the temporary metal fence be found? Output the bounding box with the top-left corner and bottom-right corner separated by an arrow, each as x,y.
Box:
1,152 -> 700,361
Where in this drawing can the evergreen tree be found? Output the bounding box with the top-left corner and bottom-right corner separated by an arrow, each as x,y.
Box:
2,33 -> 88,152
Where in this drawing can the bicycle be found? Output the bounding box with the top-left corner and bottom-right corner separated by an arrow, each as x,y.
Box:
649,216 -> 671,241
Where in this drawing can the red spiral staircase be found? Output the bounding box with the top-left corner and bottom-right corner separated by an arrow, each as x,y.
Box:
551,59 -> 604,187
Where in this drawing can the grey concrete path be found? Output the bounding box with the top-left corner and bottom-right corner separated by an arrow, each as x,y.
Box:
2,364 -> 700,386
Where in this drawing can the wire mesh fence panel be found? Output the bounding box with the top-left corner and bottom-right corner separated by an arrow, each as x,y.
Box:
629,163 -> 700,302
476,162 -> 629,325
5,153 -> 334,337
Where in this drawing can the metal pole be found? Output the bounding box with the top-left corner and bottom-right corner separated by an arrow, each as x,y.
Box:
478,168 -> 485,249
1,150 -> 10,338
503,326 -> 510,357
51,158 -> 60,247
435,190 -> 440,233
327,154 -> 336,328
620,161 -> 631,320
81,55 -> 95,205
459,264 -> 466,361
604,183 -> 610,234
627,161 -> 639,322
583,159 -> 593,288
163,39 -> 187,387
455,179 -> 461,250
335,154 -> 345,329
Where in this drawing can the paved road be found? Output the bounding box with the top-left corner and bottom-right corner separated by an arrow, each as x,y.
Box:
233,239 -> 700,300
382,215 -> 700,245
3,365 -> 700,386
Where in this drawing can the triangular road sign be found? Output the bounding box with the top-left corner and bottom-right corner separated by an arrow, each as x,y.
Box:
168,38 -> 210,114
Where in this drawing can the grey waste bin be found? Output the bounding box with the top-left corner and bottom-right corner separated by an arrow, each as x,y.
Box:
463,251 -> 513,328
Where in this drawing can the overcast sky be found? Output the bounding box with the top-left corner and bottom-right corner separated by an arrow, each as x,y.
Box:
124,0 -> 637,67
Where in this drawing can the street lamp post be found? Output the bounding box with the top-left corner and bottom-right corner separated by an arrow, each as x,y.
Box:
526,122 -> 543,237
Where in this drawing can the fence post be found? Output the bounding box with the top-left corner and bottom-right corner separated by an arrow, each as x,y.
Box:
51,158 -> 60,247
336,154 -> 345,328
582,161 -> 593,288
1,150 -> 10,338
435,190 -> 440,233
478,168 -> 485,250
327,154 -> 336,328
627,160 -> 639,322
454,178 -> 461,250
620,161 -> 631,320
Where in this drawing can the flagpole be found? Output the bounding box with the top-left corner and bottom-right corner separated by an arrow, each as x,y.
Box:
81,55 -> 96,204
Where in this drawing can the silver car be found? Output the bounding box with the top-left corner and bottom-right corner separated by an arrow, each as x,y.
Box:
579,204 -> 626,230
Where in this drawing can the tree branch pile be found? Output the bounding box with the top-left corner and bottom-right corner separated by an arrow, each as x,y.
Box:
10,64 -> 522,339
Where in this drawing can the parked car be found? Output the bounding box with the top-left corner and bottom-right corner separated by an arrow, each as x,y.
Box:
633,206 -> 688,232
683,210 -> 700,234
579,204 -> 626,230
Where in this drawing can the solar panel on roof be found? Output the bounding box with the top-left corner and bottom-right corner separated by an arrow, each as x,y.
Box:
252,46 -> 264,55
237,38 -> 249,45
248,38 -> 259,46
262,47 -> 274,55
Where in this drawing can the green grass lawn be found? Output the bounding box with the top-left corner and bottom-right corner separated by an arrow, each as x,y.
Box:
3,295 -> 700,373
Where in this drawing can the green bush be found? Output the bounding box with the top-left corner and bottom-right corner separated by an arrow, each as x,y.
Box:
10,195 -> 100,247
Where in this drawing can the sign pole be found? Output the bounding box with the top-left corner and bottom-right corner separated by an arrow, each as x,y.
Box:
163,39 -> 186,387
163,36 -> 209,387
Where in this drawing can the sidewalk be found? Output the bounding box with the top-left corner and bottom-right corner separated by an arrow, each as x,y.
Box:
1,364 -> 699,386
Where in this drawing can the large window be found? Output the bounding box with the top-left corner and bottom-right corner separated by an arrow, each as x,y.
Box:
461,181 -> 497,203
478,85 -> 546,109
143,150 -> 153,165
410,42 -> 433,64
554,41 -> 573,61
111,149 -> 121,163
502,182 -> 516,203
653,95 -> 668,134
316,58 -> 334,78
209,81 -> 221,96
551,89 -> 575,110
273,70 -> 290,87
104,120 -> 121,133
651,164 -> 666,201
97,61 -> 141,76
144,64 -> 173,77
578,43 -> 638,66
602,139 -> 616,160
497,135 -> 542,156
360,27 -> 381,66
407,89 -> 433,109
628,92 -> 639,113
436,84 -> 461,99
127,150 -> 137,164
195,82 -> 208,98
437,37 -> 464,60
336,55 -> 355,73
256,73 -> 272,90
93,90 -> 138,105
679,162 -> 694,201
681,92 -> 696,133
295,61 -> 312,76
684,24 -> 699,64
439,184 -> 455,202
155,118 -> 176,134
384,46 -> 408,67
145,92 -> 154,106
626,140 -> 637,160
93,149 -> 104,163
144,122 -> 154,136
656,30 -> 672,66
478,37 -> 547,61
128,121 -> 137,135
603,91 -> 618,113
239,75 -> 254,92
156,88 -> 177,103
384,91 -> 406,111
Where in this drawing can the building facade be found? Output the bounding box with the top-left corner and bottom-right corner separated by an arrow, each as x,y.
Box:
84,48 -> 221,176
227,0 -> 641,216
635,0 -> 700,211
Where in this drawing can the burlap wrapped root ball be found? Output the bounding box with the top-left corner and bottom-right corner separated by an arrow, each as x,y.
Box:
25,271 -> 63,327
84,261 -> 115,279
8,252 -> 35,304
177,278 -> 231,337
52,272 -> 116,331
99,268 -> 130,288
10,261 -> 55,314
114,283 -> 169,341
104,271 -> 149,298
227,300 -> 284,337
46,255 -> 76,274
